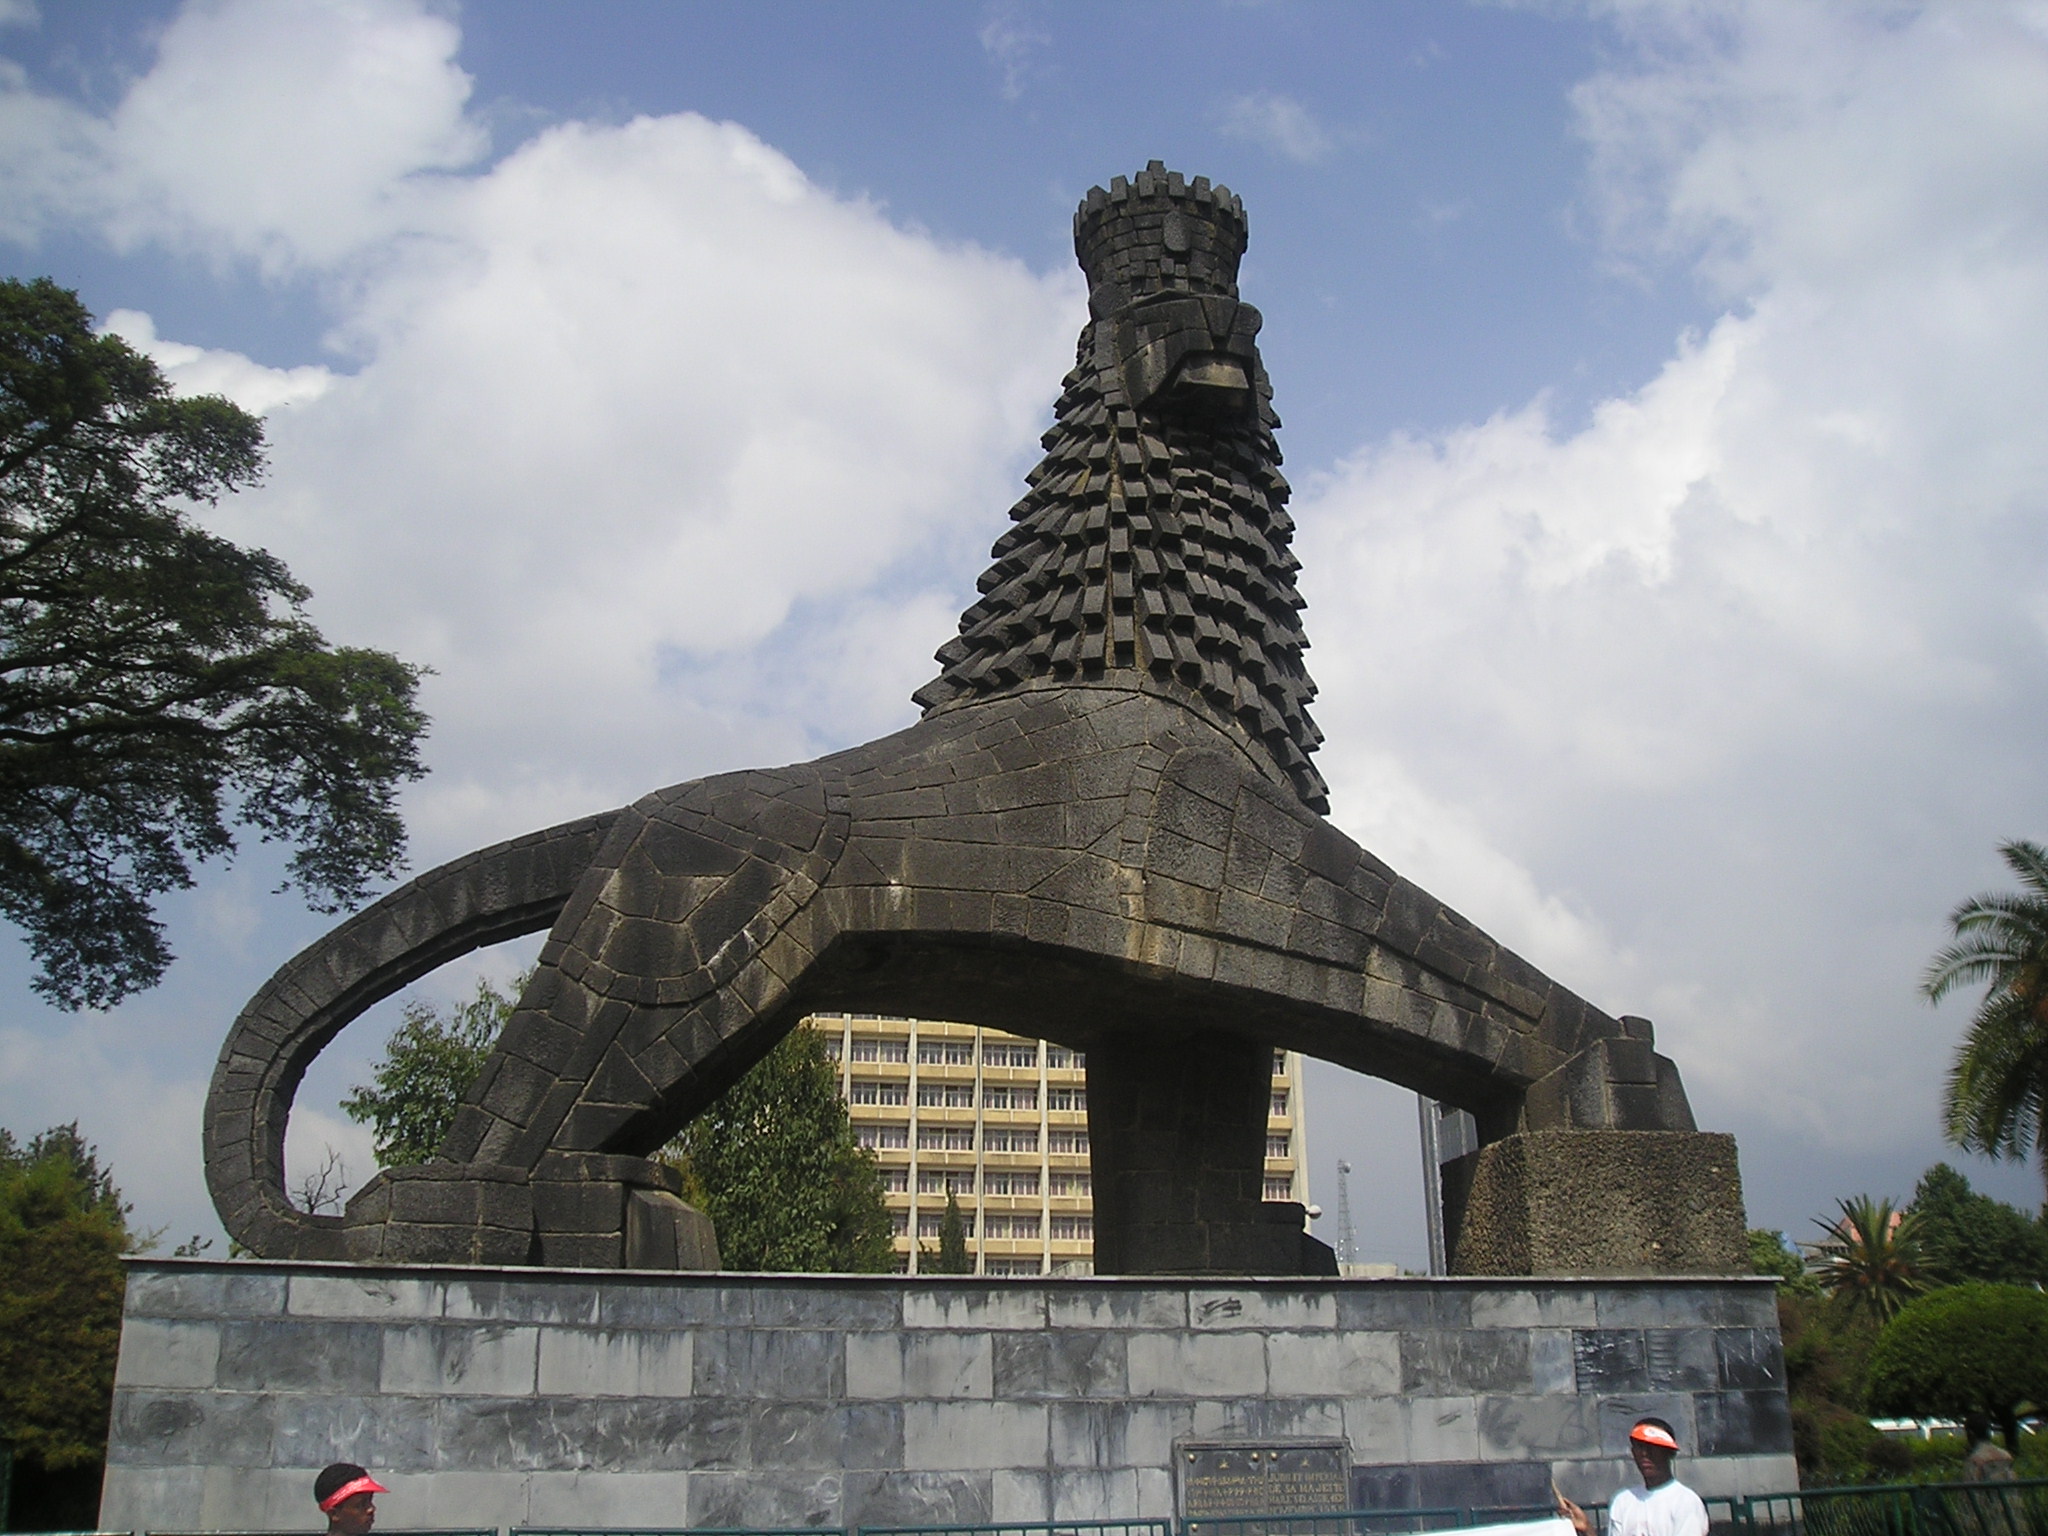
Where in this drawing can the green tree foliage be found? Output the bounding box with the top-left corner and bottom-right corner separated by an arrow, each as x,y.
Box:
934,1190 -> 972,1274
0,1124 -> 132,1527
0,277 -> 429,1009
1908,1162 -> 2048,1286
1867,1283 -> 2048,1451
1806,1194 -> 1927,1324
1749,1226 -> 1819,1294
670,1027 -> 894,1272
342,974 -> 521,1165
1923,839 -> 2048,1201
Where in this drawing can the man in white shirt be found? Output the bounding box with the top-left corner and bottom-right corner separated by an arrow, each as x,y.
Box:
1557,1418 -> 1710,1536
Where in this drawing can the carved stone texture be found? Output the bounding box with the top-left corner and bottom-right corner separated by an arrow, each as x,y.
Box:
203,163 -> 1742,1276
1443,1132 -> 1749,1277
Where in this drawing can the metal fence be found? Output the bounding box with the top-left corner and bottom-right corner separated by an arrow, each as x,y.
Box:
109,1483 -> 2048,1536
1721,1481 -> 2048,1536
1182,1506 -> 1561,1536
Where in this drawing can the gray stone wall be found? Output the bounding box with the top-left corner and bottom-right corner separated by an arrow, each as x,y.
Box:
105,1262 -> 1795,1533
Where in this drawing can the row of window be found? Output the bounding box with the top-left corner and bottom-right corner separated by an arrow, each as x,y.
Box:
893,1212 -> 1100,1241
854,1125 -> 1093,1154
826,1036 -> 1086,1069
889,1170 -> 1098,1198
846,1081 -> 1087,1111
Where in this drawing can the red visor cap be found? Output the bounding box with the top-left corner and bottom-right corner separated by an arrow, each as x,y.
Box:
1629,1424 -> 1681,1452
318,1476 -> 389,1513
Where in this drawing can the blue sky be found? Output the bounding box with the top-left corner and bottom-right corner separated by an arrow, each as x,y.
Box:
3,0 -> 2047,1267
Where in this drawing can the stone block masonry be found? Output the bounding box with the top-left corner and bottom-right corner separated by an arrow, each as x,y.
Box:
105,1262 -> 1796,1532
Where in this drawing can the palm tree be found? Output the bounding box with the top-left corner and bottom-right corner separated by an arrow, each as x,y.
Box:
1922,839 -> 2048,1204
1805,1195 -> 1926,1323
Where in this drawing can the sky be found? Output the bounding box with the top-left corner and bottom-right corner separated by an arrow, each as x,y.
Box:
3,0 -> 2047,1270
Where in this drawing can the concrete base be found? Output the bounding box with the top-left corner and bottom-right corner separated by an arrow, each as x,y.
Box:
1444,1131 -> 1748,1277
105,1260 -> 1795,1532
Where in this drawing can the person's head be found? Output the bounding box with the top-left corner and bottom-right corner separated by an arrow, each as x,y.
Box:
1628,1419 -> 1680,1487
315,1463 -> 385,1536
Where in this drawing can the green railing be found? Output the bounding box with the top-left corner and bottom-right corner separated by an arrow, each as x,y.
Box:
859,1521 -> 1171,1536
1720,1480 -> 2048,1536
128,1482 -> 2048,1536
1182,1507 -> 1559,1536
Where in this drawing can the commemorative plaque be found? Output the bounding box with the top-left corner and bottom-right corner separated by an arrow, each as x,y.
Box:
1177,1439 -> 1353,1528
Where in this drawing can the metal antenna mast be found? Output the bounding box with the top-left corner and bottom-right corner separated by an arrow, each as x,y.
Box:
1335,1159 -> 1358,1268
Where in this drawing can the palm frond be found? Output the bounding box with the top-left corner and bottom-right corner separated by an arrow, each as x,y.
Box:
1927,842 -> 2048,1204
1998,839 -> 2048,900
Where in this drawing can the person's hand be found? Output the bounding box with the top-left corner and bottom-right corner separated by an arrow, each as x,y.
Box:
1555,1489 -> 1591,1536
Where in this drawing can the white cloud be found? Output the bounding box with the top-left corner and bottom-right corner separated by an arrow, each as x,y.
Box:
0,0 -> 484,270
979,2 -> 1050,102
102,309 -> 334,413
1219,91 -> 1337,164
1298,1 -> 2048,1213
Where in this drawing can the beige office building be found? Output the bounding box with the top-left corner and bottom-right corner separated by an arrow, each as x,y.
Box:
803,1013 -> 1311,1275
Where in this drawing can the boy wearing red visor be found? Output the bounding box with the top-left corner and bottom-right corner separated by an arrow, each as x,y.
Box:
1557,1418 -> 1709,1536
314,1462 -> 387,1536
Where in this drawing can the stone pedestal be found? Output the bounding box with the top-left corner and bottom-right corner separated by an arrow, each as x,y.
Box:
1443,1131 -> 1748,1277
1088,1029 -> 1317,1275
104,1260 -> 1796,1534
339,1153 -> 719,1270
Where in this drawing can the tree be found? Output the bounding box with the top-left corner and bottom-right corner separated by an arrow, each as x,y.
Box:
669,1027 -> 894,1272
1923,839 -> 2048,1202
0,277 -> 428,1009
1909,1162 -> 2048,1286
1805,1194 -> 1926,1323
343,974 -> 519,1165
0,1124 -> 133,1529
1866,1283 -> 2048,1451
933,1190 -> 972,1274
1748,1226 -> 1819,1294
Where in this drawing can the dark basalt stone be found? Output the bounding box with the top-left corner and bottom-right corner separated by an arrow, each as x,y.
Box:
203,164 -> 1742,1277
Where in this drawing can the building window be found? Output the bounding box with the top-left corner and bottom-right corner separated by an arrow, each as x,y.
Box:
1051,1215 -> 1093,1240
890,1210 -> 910,1236
916,1082 -> 975,1108
917,1213 -> 946,1239
849,1079 -> 905,1105
856,1125 -> 909,1150
881,1168 -> 909,1193
822,1039 -> 842,1061
878,1039 -> 910,1063
1265,1176 -> 1294,1200
916,1040 -> 974,1065
1049,1172 -> 1091,1197
848,1039 -> 880,1062
984,1213 -> 1040,1239
1270,1090 -> 1289,1117
1266,1134 -> 1291,1159
986,1258 -> 1042,1275
1046,1046 -> 1083,1069
1272,1049 -> 1287,1075
1048,1130 -> 1089,1154
916,1169 -> 973,1196
1047,1086 -> 1085,1111
984,1171 -> 1039,1196
983,1085 -> 1037,1111
986,1041 -> 1039,1067
983,1127 -> 1038,1153
916,1126 -> 975,1152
